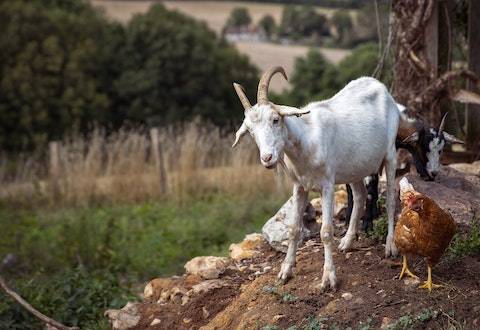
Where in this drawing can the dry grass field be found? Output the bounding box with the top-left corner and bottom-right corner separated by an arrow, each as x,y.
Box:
91,1 -> 351,92
0,121 -> 290,207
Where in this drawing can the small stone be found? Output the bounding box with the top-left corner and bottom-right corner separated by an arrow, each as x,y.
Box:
473,306 -> 480,313
263,266 -> 272,272
184,256 -> 230,279
150,318 -> 161,326
381,317 -> 393,329
321,299 -> 339,314
403,277 -> 421,287
365,251 -> 373,256
272,314 -> 286,323
351,281 -> 358,287
181,295 -> 190,306
341,292 -> 353,300
229,233 -> 264,261
202,307 -> 210,319
353,297 -> 364,304
183,318 -> 192,324
345,252 -> 353,259
376,289 -> 384,295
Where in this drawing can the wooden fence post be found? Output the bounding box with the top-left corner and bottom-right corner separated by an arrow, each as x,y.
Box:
150,128 -> 168,195
49,141 -> 60,196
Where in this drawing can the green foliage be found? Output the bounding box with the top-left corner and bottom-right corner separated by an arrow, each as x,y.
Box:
0,0 -> 117,151
384,309 -> 439,330
278,5 -> 327,41
330,10 -> 353,47
336,43 -> 382,85
287,43 -> 383,106
288,49 -> 339,105
0,193 -> 284,328
117,4 -> 258,127
448,217 -> 480,258
0,1 -> 259,152
259,15 -> 277,40
225,7 -> 252,28
0,267 -> 135,329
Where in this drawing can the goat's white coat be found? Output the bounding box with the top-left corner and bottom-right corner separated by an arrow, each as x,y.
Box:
235,77 -> 400,289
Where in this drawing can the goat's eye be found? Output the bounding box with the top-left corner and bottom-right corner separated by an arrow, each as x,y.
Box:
273,118 -> 279,125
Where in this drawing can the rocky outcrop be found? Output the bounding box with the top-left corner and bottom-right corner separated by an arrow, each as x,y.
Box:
406,165 -> 480,225
261,197 -> 319,252
184,256 -> 230,279
229,233 -> 265,261
262,190 -> 349,252
105,302 -> 141,330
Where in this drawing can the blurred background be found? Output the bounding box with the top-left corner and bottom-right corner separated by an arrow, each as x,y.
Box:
0,0 -> 478,328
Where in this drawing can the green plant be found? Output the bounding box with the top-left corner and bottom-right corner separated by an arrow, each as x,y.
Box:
0,267 -> 136,329
357,317 -> 372,330
302,315 -> 327,330
448,217 -> 480,258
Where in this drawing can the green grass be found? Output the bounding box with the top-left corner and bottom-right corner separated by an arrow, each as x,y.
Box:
0,193 -> 286,329
448,217 -> 480,258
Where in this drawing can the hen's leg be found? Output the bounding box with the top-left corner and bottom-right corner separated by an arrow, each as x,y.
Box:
398,255 -> 418,279
418,265 -> 442,292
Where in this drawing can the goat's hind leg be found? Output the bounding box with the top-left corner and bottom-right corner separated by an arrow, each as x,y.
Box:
320,180 -> 337,290
339,180 -> 366,251
384,148 -> 398,257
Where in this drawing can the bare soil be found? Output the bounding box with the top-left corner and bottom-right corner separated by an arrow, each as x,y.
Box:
132,223 -> 480,329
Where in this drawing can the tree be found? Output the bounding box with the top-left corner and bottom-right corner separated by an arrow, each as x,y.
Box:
258,15 -> 276,40
116,4 -> 259,127
330,10 -> 353,47
288,49 -> 339,105
336,43 -> 382,86
0,0 -> 120,151
225,7 -> 252,29
278,5 -> 327,42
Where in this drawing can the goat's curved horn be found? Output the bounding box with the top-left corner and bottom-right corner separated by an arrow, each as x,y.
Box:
233,83 -> 252,111
438,112 -> 448,134
257,66 -> 288,104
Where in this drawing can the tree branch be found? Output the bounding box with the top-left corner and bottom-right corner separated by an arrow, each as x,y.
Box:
0,275 -> 79,330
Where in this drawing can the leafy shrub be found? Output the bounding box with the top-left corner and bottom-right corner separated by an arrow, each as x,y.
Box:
0,267 -> 136,329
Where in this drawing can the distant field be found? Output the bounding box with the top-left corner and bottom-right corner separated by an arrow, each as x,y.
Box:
92,1 -> 345,32
91,0 -> 351,91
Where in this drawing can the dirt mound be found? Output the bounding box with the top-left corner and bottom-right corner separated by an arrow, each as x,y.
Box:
106,228 -> 480,329
106,167 -> 480,329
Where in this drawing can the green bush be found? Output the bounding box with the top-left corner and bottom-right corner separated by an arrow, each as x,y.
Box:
0,267 -> 135,329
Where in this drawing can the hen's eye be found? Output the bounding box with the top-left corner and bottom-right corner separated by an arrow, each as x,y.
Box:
273,118 -> 279,125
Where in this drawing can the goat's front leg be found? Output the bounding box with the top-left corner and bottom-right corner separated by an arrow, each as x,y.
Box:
277,184 -> 308,283
320,180 -> 337,290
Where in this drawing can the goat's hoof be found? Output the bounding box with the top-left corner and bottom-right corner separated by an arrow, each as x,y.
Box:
277,262 -> 293,284
385,236 -> 398,258
319,269 -> 337,292
338,234 -> 355,252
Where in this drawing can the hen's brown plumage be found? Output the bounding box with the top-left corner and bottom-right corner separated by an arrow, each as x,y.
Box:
394,177 -> 456,291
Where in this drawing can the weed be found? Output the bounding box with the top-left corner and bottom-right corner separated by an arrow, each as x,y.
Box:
448,217 -> 480,258
357,317 -> 372,330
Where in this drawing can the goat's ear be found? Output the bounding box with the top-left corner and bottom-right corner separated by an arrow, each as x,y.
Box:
402,131 -> 419,144
443,132 -> 465,144
232,122 -> 248,148
275,105 -> 310,117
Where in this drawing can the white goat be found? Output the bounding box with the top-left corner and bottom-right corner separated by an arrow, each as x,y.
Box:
232,67 -> 399,289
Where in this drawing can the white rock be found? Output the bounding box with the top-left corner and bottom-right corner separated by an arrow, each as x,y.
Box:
229,233 -> 264,261
262,197 -> 319,252
184,256 -> 230,279
150,318 -> 161,326
105,302 -> 141,330
191,279 -> 228,294
341,292 -> 353,300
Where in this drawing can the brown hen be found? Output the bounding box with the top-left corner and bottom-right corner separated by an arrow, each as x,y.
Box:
394,177 -> 456,292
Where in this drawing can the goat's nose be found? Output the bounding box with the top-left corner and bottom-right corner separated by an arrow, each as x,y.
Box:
261,153 -> 273,162
430,170 -> 439,178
